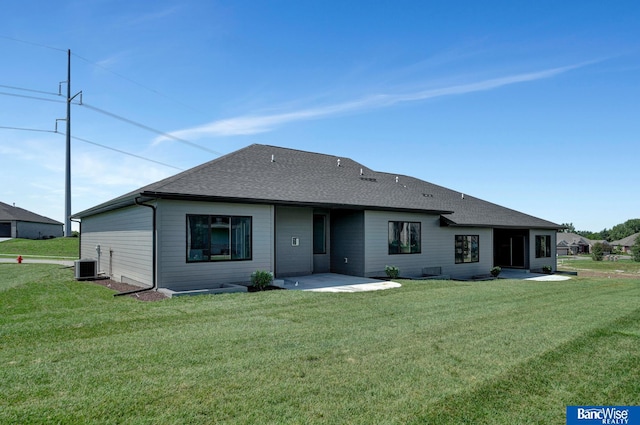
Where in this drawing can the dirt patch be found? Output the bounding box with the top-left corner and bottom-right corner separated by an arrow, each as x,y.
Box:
561,270 -> 640,279
87,278 -> 168,301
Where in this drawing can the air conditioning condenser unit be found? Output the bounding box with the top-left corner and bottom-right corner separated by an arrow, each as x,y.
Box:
75,259 -> 97,280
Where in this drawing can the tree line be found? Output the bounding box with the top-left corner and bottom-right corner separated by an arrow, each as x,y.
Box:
560,218 -> 640,242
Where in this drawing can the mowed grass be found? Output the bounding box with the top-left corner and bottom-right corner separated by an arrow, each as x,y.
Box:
1,265 -> 639,424
558,256 -> 640,275
0,237 -> 79,259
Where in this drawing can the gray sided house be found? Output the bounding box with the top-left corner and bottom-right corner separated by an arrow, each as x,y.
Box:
0,201 -> 64,239
72,144 -> 560,290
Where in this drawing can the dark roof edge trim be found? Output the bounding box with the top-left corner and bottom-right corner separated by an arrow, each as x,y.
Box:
142,192 -> 454,215
440,216 -> 563,230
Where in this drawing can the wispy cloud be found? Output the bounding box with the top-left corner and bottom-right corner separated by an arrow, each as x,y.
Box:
124,6 -> 182,26
155,62 -> 592,143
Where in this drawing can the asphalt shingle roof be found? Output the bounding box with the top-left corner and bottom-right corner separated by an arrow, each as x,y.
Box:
74,144 -> 560,229
0,201 -> 62,225
611,232 -> 640,247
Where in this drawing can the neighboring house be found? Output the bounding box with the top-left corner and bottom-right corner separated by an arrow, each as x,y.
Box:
0,201 -> 64,239
611,232 -> 640,254
72,144 -> 561,290
556,232 -> 592,255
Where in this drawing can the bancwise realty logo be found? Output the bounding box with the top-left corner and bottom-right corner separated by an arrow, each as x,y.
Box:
567,406 -> 640,425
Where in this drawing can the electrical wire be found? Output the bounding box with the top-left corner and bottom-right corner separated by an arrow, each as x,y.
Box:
63,133 -> 184,171
0,84 -> 60,97
2,35 -> 221,157
0,125 -> 183,171
0,35 -> 66,52
0,125 -> 56,133
81,102 -> 222,155
72,52 -> 206,115
0,90 -> 218,156
0,90 -> 66,104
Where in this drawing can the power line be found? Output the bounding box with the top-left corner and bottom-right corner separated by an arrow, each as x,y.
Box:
0,125 -> 183,171
0,90 -> 66,104
2,36 -> 220,157
0,84 -> 60,97
0,125 -> 56,133
0,88 -> 218,155
63,133 -> 184,171
0,35 -> 66,52
72,52 -> 206,116
81,102 -> 222,155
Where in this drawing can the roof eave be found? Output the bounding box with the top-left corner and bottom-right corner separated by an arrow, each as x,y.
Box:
141,191 -> 453,215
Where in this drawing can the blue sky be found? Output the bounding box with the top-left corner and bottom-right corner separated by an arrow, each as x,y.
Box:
1,0 -> 638,232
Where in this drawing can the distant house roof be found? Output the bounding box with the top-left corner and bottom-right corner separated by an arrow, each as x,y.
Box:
611,232 -> 640,247
557,232 -> 613,247
0,201 -> 62,225
73,144 -> 560,229
556,232 -> 592,247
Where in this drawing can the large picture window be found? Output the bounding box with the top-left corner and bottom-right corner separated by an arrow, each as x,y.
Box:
535,235 -> 551,258
455,235 -> 479,263
187,215 -> 252,262
388,221 -> 421,254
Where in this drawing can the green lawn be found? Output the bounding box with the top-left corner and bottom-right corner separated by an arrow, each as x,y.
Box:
1,264 -> 639,424
0,237 -> 79,259
558,256 -> 640,274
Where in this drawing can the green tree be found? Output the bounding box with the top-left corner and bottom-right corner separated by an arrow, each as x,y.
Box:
609,219 -> 640,241
591,242 -> 605,261
561,223 -> 576,233
631,237 -> 640,262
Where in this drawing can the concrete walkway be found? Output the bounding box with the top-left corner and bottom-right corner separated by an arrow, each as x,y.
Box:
276,273 -> 402,293
499,268 -> 572,281
274,270 -> 571,293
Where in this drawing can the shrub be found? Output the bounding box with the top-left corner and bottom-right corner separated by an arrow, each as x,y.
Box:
490,266 -> 501,277
631,238 -> 640,262
591,242 -> 605,261
542,265 -> 552,274
385,265 -> 399,279
250,270 -> 273,291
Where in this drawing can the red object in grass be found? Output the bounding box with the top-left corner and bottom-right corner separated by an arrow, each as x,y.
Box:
17,255 -> 23,264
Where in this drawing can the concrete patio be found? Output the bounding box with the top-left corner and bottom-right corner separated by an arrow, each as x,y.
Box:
275,273 -> 402,293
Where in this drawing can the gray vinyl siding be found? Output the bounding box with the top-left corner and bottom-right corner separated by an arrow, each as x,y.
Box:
433,226 -> 493,279
15,221 -> 63,239
275,206 -> 313,278
363,210 -> 493,278
363,210 -> 433,277
330,210 -> 364,276
156,200 -> 274,290
529,230 -> 557,272
80,205 -> 153,287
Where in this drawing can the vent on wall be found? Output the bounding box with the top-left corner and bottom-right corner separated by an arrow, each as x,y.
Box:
75,259 -> 97,280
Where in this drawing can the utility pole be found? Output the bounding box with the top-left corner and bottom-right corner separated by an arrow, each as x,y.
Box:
59,49 -> 81,237
65,49 -> 71,237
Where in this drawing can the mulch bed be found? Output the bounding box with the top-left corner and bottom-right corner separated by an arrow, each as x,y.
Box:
87,278 -> 168,301
247,285 -> 285,292
87,280 -> 286,300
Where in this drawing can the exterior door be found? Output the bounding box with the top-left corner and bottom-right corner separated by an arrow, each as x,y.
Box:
494,229 -> 528,269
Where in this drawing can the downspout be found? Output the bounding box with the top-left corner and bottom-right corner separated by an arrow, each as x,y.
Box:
114,197 -> 157,297
70,218 -> 82,259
